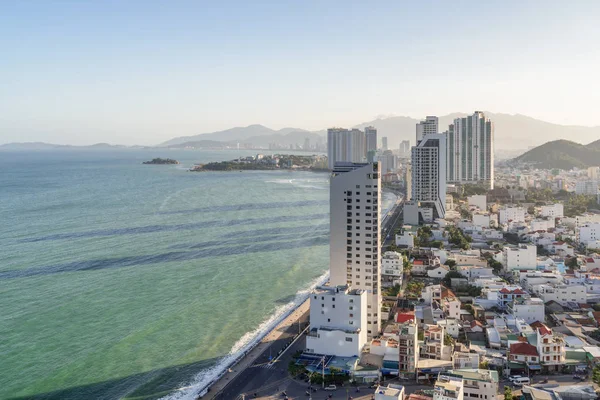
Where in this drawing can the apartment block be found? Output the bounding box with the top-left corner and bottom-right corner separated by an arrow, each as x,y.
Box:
329,162 -> 381,336
327,128 -> 366,170
306,285 -> 367,357
446,112 -> 494,189
410,133 -> 447,221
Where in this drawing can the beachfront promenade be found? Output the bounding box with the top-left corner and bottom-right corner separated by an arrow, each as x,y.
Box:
203,299 -> 310,399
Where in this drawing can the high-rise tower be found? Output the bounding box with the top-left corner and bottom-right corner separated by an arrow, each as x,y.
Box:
327,128 -> 366,170
416,116 -> 439,143
410,133 -> 447,221
447,111 -> 494,189
329,162 -> 381,337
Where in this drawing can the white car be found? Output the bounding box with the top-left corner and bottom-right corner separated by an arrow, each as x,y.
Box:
324,385 -> 337,391
508,375 -> 522,382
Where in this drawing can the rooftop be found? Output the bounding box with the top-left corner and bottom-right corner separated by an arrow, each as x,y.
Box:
375,384 -> 405,397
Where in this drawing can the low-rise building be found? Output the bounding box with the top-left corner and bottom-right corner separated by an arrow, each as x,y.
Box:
434,373 -> 464,400
508,297 -> 545,324
509,341 -> 539,365
306,285 -> 367,357
541,204 -> 564,218
503,244 -> 537,272
535,323 -> 566,372
580,223 -> 600,246
452,352 -> 479,369
374,384 -> 405,400
395,226 -> 416,249
421,325 -> 452,361
382,251 -> 404,288
398,321 -> 419,375
442,369 -> 499,400
459,266 -> 494,281
534,283 -> 586,306
499,206 -> 526,225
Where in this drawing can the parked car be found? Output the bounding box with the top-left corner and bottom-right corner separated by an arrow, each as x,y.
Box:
573,375 -> 583,380
508,375 -> 522,382
324,385 -> 337,391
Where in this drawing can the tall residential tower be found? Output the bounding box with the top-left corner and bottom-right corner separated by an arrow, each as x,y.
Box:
447,111 -> 494,188
330,162 -> 382,336
327,128 -> 366,170
410,133 -> 447,221
416,116 -> 439,142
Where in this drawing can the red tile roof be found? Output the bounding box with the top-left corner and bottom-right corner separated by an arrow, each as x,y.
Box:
499,288 -> 510,294
513,288 -> 526,294
396,312 -> 415,323
510,342 -> 539,357
537,324 -> 552,336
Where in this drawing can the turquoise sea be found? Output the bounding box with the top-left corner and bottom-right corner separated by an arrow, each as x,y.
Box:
0,149 -> 396,400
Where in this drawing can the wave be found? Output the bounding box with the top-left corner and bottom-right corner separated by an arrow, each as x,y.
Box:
160,270 -> 330,400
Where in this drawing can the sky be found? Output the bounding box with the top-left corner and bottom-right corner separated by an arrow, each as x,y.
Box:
1,0 -> 599,146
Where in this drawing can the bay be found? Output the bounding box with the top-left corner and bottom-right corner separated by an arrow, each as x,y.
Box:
0,149 -> 396,399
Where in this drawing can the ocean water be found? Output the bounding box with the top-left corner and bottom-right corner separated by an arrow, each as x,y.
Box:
0,149 -> 397,400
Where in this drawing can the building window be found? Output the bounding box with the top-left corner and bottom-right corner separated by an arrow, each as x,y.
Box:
327,318 -> 330,322
345,337 -> 353,342
349,314 -> 354,317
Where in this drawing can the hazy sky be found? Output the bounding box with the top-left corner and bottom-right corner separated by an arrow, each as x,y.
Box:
1,1 -> 599,145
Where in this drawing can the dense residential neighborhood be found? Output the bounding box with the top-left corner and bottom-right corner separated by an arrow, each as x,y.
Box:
287,116 -> 600,400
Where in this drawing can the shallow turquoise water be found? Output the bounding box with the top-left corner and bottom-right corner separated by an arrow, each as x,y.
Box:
0,149 -> 395,400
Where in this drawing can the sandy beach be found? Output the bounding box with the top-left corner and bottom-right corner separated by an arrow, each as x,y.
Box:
201,298 -> 310,399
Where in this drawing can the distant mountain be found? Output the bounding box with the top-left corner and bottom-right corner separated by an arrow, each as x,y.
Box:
353,112 -> 600,151
513,139 -> 600,169
159,124 -> 313,147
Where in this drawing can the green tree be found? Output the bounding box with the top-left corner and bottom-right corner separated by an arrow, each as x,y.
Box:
504,386 -> 513,400
442,270 -> 466,287
593,366 -> 600,385
444,333 -> 454,346
445,259 -> 457,269
565,256 -> 579,269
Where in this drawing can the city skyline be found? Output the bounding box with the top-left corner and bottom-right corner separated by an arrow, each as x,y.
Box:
1,1 -> 600,145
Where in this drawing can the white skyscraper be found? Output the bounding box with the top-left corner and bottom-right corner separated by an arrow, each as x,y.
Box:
381,136 -> 388,151
330,162 -> 381,336
446,111 -> 494,189
399,140 -> 411,158
327,128 -> 366,170
410,133 -> 447,221
416,116 -> 439,143
365,126 -> 377,153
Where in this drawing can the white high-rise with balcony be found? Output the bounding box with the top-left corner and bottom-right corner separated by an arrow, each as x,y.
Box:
327,128 -> 366,170
410,133 -> 447,220
446,112 -> 494,189
330,162 -> 382,336
416,116 -> 439,142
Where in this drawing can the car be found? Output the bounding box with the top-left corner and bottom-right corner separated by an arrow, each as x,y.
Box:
573,375 -> 583,380
324,385 -> 337,391
508,375 -> 522,382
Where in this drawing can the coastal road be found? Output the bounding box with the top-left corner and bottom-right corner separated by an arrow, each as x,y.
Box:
212,309 -> 310,400
382,197 -> 404,249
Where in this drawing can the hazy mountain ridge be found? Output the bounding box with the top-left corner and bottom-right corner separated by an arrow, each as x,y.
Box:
512,139 -> 600,169
161,113 -> 600,152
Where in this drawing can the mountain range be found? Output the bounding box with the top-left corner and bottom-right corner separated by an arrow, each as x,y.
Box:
513,139 -> 600,170
159,112 -> 600,152
3,113 -> 600,154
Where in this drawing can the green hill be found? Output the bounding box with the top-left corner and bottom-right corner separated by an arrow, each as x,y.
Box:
514,139 -> 600,170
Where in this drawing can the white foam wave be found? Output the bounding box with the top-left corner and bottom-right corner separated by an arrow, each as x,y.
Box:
160,271 -> 330,400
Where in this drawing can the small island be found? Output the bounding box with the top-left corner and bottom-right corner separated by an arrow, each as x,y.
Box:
190,154 -> 328,172
143,158 -> 180,165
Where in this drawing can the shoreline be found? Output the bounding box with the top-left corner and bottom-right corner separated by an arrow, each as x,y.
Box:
184,273 -> 328,400
199,298 -> 311,399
